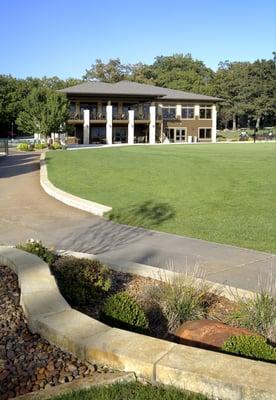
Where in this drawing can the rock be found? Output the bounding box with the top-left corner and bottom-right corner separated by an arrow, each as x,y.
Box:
174,319 -> 258,349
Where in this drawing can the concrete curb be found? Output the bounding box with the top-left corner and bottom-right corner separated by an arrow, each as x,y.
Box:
1,246 -> 275,400
57,249 -> 256,302
40,152 -> 112,216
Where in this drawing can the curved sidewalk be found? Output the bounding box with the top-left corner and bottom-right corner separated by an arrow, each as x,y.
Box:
0,151 -> 275,292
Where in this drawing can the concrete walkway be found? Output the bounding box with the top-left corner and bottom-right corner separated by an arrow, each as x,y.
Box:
0,152 -> 275,292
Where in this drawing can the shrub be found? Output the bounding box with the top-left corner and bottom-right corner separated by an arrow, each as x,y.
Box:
51,256 -> 111,306
145,269 -> 214,332
34,143 -> 47,150
17,142 -> 34,151
51,142 -> 62,150
16,239 -> 57,265
227,278 -> 276,342
222,335 -> 276,362
102,292 -> 149,333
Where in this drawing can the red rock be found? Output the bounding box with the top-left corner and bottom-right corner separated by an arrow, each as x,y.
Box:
174,319 -> 258,349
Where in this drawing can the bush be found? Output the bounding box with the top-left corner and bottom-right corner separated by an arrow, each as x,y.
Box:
227,287 -> 276,342
16,239 -> 57,265
102,292 -> 149,333
34,143 -> 47,150
17,142 -> 34,151
51,142 -> 62,150
51,256 -> 111,306
222,335 -> 276,362
145,270 -> 214,332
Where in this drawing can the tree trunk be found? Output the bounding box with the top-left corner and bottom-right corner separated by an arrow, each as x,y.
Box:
255,117 -> 261,129
232,114 -> 236,130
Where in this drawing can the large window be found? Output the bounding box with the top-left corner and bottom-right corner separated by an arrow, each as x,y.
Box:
199,105 -> 212,119
199,128 -> 211,140
162,106 -> 176,119
182,105 -> 194,119
80,103 -> 97,119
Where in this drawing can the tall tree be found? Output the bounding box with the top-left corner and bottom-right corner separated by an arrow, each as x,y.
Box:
16,87 -> 69,138
83,58 -> 132,82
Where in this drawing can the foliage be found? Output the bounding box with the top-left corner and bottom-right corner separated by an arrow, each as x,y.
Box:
222,335 -> 276,362
227,282 -> 276,342
16,142 -> 34,151
51,142 -> 62,150
145,269 -> 213,332
51,381 -> 207,400
101,292 -> 149,333
16,87 -> 69,138
51,256 -> 111,306
34,142 -> 47,149
16,239 -> 57,265
84,58 -> 132,82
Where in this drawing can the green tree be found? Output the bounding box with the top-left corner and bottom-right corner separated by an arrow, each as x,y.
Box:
83,58 -> 132,82
16,87 -> 69,138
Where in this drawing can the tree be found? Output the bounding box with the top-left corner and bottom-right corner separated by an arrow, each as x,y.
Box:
83,58 -> 132,82
16,87 -> 69,138
131,54 -> 214,94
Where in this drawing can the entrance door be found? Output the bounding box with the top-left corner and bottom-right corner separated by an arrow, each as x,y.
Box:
166,128 -> 186,142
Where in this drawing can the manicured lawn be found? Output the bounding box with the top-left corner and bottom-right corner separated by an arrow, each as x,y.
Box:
46,144 -> 276,252
52,382 -> 207,400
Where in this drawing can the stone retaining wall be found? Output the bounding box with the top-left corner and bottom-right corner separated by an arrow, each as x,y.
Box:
0,246 -> 275,400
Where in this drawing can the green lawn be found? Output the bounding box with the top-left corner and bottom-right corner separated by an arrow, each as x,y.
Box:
46,143 -> 276,253
52,382 -> 207,400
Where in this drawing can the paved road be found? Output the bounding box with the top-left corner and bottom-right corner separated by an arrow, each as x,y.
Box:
0,152 -> 275,292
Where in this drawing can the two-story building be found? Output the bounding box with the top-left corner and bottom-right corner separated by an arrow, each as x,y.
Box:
59,80 -> 222,145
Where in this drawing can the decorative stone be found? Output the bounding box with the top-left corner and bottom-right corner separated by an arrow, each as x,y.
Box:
174,319 -> 257,349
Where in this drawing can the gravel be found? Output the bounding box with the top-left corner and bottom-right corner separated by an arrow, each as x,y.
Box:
0,265 -> 114,400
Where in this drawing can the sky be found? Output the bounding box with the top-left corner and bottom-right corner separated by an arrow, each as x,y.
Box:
0,0 -> 275,79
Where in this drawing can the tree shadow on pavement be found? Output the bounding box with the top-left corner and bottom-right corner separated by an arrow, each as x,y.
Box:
0,153 -> 40,178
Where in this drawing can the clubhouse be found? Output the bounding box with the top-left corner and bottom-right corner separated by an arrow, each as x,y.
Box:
60,81 -> 222,145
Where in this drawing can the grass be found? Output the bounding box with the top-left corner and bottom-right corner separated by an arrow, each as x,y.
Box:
46,143 -> 276,252
52,382 -> 207,400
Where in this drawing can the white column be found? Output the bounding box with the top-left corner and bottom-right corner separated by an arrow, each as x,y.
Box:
149,105 -> 156,144
176,104 -> 182,118
195,104 -> 200,118
212,104 -> 217,143
128,110 -> 134,144
83,109 -> 90,145
106,105 -> 112,145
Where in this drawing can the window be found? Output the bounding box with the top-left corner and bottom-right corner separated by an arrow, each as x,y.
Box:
181,105 -> 194,119
80,103 -> 97,119
199,128 -> 212,140
199,105 -> 212,119
162,106 -> 176,119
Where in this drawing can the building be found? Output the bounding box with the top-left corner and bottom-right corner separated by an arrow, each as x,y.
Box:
59,81 -> 222,145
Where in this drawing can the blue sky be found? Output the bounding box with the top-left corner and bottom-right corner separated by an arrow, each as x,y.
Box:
1,0 -> 275,79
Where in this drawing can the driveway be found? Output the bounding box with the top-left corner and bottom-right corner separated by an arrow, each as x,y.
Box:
0,151 -> 275,292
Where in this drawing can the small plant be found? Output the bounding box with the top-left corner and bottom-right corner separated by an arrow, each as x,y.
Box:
52,256 -> 111,306
227,273 -> 276,342
17,142 -> 34,151
222,335 -> 276,362
145,267 -> 215,332
34,142 -> 47,150
102,292 -> 149,333
16,239 -> 57,265
51,142 -> 62,150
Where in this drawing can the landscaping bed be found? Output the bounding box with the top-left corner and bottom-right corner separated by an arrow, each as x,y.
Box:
0,265 -> 117,400
17,241 -> 276,364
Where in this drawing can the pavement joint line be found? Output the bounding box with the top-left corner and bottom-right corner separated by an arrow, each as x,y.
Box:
205,256 -> 275,276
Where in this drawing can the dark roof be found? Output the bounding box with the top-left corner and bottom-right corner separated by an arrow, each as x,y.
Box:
59,80 -> 222,101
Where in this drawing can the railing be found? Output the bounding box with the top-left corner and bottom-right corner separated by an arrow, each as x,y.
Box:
0,139 -> 9,155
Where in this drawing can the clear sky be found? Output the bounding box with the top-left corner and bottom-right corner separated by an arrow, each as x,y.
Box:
1,0 -> 275,79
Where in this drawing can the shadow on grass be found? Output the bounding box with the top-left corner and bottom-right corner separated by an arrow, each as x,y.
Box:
108,200 -> 175,228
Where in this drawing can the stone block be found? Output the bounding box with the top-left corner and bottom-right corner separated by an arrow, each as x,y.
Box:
155,343 -> 276,400
35,309 -> 110,359
85,328 -> 175,380
20,274 -> 59,294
